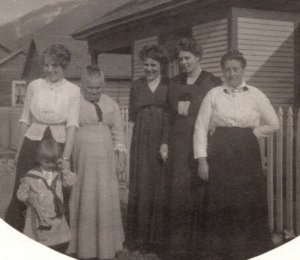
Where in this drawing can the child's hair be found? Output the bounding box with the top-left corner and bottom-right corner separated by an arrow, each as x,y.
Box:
36,139 -> 62,163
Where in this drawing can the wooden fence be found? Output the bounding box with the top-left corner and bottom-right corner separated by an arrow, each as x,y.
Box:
120,107 -> 300,237
259,107 -> 300,237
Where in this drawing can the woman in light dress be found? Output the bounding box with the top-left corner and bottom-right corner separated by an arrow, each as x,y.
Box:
68,65 -> 126,260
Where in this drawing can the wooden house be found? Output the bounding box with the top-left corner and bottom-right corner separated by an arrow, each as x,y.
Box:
0,50 -> 26,106
21,35 -> 131,107
72,0 -> 300,107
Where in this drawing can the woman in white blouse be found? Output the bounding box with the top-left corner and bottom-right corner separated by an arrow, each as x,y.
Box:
5,44 -> 80,232
193,50 -> 279,260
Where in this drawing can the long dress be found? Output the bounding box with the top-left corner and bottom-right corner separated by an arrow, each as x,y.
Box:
167,71 -> 222,258
126,77 -> 169,252
193,84 -> 279,259
68,94 -> 125,260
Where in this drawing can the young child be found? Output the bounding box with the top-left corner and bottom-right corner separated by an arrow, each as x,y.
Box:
17,139 -> 76,253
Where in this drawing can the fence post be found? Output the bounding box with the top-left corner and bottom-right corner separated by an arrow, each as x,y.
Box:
267,133 -> 274,232
276,107 -> 283,233
286,107 -> 294,234
296,108 -> 300,235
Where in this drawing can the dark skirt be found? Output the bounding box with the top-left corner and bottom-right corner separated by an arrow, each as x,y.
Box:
126,107 -> 169,252
203,127 -> 273,260
5,127 -> 65,231
167,130 -> 208,259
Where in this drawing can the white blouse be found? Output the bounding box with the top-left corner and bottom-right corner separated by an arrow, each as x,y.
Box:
19,78 -> 80,143
193,82 -> 279,158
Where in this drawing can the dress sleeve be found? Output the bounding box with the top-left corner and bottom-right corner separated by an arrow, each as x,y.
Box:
17,177 -> 31,203
111,101 -> 127,152
66,86 -> 80,128
19,82 -> 34,125
129,84 -> 137,123
161,83 -> 170,145
193,89 -> 214,159
253,91 -> 279,138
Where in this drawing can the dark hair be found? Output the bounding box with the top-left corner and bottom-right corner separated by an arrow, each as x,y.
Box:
139,44 -> 169,69
176,37 -> 202,58
220,49 -> 247,69
36,139 -> 62,164
41,44 -> 71,69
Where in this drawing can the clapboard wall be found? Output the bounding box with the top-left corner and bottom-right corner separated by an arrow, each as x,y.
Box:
193,18 -> 228,79
133,36 -> 158,80
237,17 -> 294,106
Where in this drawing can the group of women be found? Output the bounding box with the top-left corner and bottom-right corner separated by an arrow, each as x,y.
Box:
4,37 -> 279,260
126,38 -> 279,260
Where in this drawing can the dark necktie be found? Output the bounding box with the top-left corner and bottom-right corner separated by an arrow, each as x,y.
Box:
92,102 -> 103,122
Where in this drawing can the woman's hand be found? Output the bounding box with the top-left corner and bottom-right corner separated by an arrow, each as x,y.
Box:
57,158 -> 70,171
197,157 -> 209,181
159,144 -> 168,161
14,151 -> 20,165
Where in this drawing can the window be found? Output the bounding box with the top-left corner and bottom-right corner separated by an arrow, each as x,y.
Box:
12,80 -> 27,106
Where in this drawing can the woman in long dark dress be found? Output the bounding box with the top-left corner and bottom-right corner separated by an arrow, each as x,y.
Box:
194,50 -> 279,260
126,45 -> 169,254
166,38 -> 222,259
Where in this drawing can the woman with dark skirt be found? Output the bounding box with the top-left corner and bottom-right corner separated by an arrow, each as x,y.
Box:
166,37 -> 222,260
5,44 -> 80,232
126,45 -> 170,255
194,50 -> 279,260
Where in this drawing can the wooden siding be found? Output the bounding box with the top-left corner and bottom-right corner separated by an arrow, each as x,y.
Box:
0,53 -> 26,106
237,17 -> 294,106
133,36 -> 158,80
103,80 -> 131,107
192,19 -> 228,78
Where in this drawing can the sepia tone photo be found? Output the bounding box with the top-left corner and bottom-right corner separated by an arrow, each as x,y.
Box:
1,0 -> 300,259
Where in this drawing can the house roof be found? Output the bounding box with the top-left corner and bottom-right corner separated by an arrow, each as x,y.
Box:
72,0 -> 194,39
0,49 -> 25,66
72,0 -> 300,40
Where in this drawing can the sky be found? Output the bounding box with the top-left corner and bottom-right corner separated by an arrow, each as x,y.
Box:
0,0 -> 75,25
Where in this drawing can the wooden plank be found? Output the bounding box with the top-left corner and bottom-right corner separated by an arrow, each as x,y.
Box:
286,108 -> 294,234
238,34 -> 293,44
296,108 -> 300,234
193,18 -> 227,31
241,49 -> 294,58
246,61 -> 294,68
267,133 -> 274,231
195,34 -> 227,43
246,65 -> 293,73
238,39 -> 293,48
238,22 -> 294,33
238,17 -> 294,27
276,107 -> 283,232
193,24 -> 227,35
238,44 -> 293,53
238,27 -> 293,38
245,71 -> 294,79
